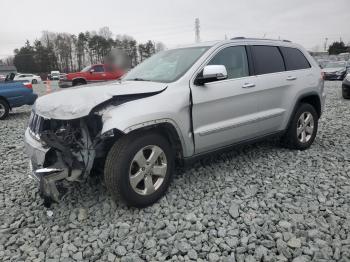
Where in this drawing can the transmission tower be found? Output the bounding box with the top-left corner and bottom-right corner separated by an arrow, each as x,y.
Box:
195,18 -> 200,43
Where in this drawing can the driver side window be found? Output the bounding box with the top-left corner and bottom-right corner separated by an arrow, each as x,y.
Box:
208,46 -> 249,79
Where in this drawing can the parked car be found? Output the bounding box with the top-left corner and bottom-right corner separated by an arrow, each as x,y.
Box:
0,78 -> 37,120
322,61 -> 348,80
342,73 -> 350,99
59,64 -> 124,88
14,73 -> 42,84
25,38 -> 325,207
49,71 -> 60,80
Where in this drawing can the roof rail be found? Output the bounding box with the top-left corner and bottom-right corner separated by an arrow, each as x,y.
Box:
230,37 -> 292,43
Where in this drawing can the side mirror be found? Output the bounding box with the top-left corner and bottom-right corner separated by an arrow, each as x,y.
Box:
195,65 -> 227,85
90,69 -> 95,74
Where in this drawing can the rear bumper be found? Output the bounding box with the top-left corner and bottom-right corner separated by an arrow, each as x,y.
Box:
59,80 -> 73,88
28,93 -> 38,105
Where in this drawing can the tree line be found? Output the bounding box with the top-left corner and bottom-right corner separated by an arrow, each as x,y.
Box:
11,27 -> 165,74
328,41 -> 350,55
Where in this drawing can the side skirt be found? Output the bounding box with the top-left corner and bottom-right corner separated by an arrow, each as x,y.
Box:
182,130 -> 285,167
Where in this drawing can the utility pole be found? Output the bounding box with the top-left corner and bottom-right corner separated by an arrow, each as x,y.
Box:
195,18 -> 200,43
324,37 -> 328,52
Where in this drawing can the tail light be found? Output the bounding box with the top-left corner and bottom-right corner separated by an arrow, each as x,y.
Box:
23,82 -> 32,89
321,71 -> 325,80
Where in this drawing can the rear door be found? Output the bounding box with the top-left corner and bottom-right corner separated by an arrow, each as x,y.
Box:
191,45 -> 261,154
250,45 -> 312,134
249,45 -> 290,134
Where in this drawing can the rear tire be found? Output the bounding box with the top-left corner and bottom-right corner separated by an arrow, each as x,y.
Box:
282,103 -> 318,150
342,87 -> 350,99
0,99 -> 9,120
72,79 -> 86,86
104,132 -> 174,207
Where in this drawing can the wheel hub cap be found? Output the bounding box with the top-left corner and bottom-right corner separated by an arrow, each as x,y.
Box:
297,112 -> 314,143
129,145 -> 167,195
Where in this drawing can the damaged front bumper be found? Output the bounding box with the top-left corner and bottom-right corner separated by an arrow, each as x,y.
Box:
24,128 -> 78,205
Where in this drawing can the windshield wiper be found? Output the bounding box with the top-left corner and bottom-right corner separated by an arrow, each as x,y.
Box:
127,78 -> 151,81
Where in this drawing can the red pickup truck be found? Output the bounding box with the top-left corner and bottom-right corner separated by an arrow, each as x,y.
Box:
59,64 -> 124,88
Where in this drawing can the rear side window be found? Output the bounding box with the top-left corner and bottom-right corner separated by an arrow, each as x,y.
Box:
93,65 -> 105,72
280,47 -> 311,70
251,45 -> 285,75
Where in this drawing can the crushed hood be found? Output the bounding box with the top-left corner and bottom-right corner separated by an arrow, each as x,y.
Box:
35,81 -> 167,119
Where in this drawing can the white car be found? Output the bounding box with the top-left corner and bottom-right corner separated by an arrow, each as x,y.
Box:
14,73 -> 42,84
50,71 -> 60,80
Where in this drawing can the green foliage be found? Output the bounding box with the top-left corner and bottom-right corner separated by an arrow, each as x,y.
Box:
328,41 -> 348,55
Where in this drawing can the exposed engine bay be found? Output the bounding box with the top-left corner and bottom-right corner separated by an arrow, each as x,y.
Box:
27,112 -> 113,207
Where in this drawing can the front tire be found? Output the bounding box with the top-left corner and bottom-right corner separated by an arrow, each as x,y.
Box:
342,86 -> 350,99
0,99 -> 9,120
104,132 -> 174,207
282,103 -> 318,150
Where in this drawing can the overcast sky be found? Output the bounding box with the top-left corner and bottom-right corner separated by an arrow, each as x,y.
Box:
0,0 -> 349,59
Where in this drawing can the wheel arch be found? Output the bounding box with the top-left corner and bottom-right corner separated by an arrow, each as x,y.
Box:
72,77 -> 87,85
0,96 -> 11,109
286,92 -> 321,131
102,120 -> 186,162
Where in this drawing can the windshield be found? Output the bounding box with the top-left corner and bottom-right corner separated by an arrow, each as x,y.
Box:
324,61 -> 346,68
81,66 -> 91,72
124,46 -> 209,83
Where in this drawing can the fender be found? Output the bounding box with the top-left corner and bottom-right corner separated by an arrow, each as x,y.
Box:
285,91 -> 321,131
99,87 -> 195,157
102,117 -> 190,157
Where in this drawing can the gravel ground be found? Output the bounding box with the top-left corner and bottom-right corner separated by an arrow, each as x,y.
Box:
0,81 -> 349,262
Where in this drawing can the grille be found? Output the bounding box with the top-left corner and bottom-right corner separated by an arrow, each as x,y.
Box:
28,112 -> 45,138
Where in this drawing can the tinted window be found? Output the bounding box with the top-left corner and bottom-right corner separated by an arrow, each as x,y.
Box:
208,46 -> 249,79
251,46 -> 285,75
280,47 -> 310,70
93,65 -> 105,72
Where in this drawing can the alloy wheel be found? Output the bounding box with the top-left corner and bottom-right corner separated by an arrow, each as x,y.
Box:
297,112 -> 314,143
129,145 -> 168,195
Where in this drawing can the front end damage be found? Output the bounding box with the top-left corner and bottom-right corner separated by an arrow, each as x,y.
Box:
25,112 -> 111,206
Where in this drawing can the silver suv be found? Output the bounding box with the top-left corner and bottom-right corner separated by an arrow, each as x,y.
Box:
25,38 -> 325,207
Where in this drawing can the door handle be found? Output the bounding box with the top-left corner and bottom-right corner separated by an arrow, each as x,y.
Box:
286,76 -> 297,81
242,83 -> 255,88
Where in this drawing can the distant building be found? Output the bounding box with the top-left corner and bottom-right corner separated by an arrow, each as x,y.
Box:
0,65 -> 17,76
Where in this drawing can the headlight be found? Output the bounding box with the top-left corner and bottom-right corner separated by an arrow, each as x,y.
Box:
336,70 -> 345,75
60,74 -> 67,80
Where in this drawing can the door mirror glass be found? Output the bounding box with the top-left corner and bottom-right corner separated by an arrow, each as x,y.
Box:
195,65 -> 227,85
90,69 -> 95,73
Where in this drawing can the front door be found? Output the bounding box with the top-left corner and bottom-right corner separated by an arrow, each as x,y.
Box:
190,45 -> 261,154
90,65 -> 107,81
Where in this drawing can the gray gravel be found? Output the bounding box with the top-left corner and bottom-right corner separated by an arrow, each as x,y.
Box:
0,81 -> 350,261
